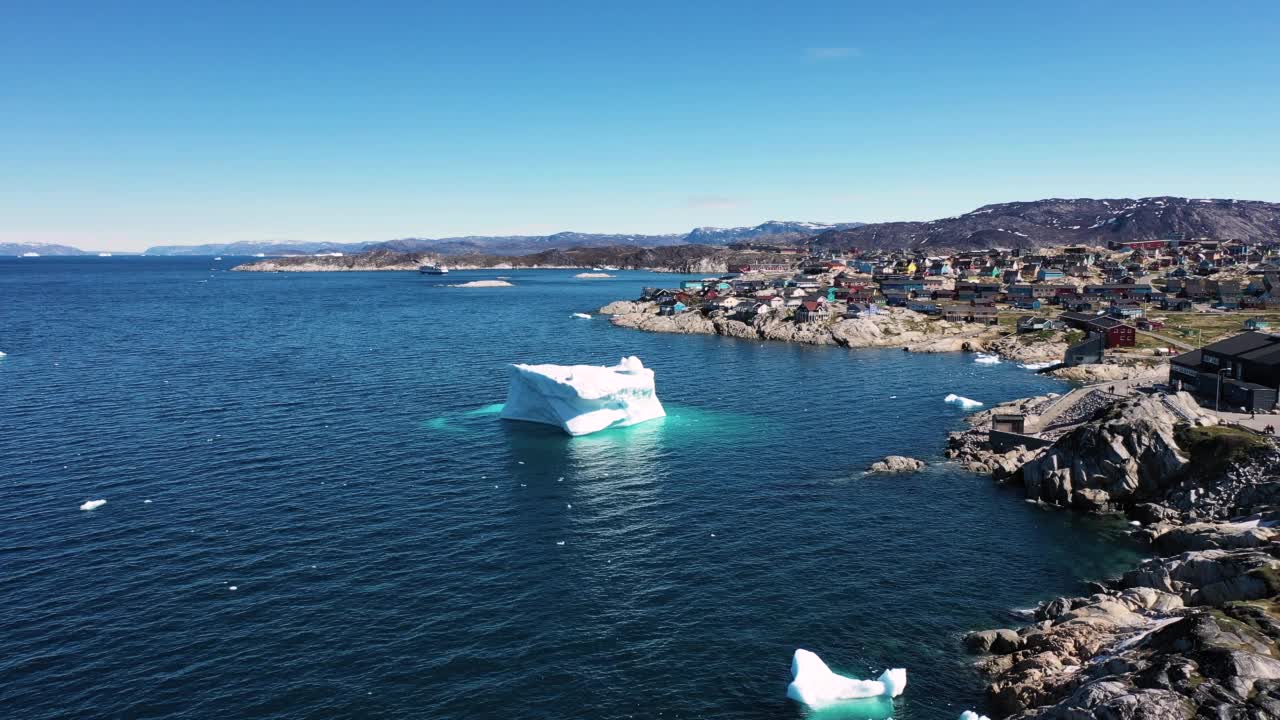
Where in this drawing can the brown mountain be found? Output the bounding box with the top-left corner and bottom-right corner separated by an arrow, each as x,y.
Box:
811,197 -> 1280,251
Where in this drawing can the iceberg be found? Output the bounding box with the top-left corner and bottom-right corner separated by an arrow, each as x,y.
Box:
500,356 -> 666,436
571,313 -> 592,319
944,393 -> 983,409
786,649 -> 906,709
973,353 -> 1001,365
959,713 -> 991,720
80,499 -> 107,511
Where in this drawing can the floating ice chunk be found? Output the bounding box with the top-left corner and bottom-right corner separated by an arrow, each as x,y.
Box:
1018,360 -> 1056,370
80,499 -> 107,511
0,350 -> 7,358
500,356 -> 666,436
571,313 -> 592,319
960,712 -> 991,720
944,393 -> 983,409
785,649 -> 906,708
973,354 -> 1001,365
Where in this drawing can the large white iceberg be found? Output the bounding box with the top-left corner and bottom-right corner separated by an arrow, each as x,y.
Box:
786,649 -> 906,709
944,393 -> 983,409
500,356 -> 666,436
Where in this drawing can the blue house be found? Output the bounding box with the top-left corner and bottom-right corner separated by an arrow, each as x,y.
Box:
1012,298 -> 1042,310
1037,268 -> 1065,281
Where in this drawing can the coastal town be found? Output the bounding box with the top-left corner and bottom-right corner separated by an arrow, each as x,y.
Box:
602,235 -> 1280,412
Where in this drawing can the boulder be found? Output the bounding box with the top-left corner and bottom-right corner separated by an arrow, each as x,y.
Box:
866,455 -> 927,474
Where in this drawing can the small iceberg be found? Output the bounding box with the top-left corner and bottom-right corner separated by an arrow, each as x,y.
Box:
786,649 -> 906,709
944,393 -> 983,409
1018,360 -> 1057,371
973,354 -> 1001,365
500,356 -> 666,436
574,272 -> 613,279
572,313 -> 592,319
80,499 -> 107,511
451,280 -> 513,288
960,712 -> 992,720
0,350 -> 6,358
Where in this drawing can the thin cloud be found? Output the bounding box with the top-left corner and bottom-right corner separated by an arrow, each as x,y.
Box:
683,195 -> 745,211
805,47 -> 860,60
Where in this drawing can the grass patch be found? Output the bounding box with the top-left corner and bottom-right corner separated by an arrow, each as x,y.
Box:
1175,424 -> 1272,480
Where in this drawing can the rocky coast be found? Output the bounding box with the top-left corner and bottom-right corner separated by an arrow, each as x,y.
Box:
948,387 -> 1280,719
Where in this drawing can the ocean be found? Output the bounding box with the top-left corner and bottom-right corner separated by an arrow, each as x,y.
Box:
0,257 -> 1142,719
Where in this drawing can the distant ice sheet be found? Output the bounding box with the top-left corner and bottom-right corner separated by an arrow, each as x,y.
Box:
786,649 -> 906,708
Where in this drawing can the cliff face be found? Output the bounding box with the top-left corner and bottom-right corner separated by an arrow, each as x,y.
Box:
1020,393 -> 1211,513
812,197 -> 1280,251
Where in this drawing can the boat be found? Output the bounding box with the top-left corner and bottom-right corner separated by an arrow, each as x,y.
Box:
419,264 -> 449,275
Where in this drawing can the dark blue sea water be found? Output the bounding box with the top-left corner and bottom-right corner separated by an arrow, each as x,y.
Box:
0,258 -> 1141,720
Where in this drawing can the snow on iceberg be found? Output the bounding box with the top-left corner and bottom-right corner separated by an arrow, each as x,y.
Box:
944,393 -> 983,409
973,354 -> 1001,365
500,356 -> 666,436
80,499 -> 107,511
786,649 -> 906,709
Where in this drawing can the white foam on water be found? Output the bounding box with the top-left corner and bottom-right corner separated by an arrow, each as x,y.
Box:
79,499 -> 106,511
1018,361 -> 1057,370
973,354 -> 1001,365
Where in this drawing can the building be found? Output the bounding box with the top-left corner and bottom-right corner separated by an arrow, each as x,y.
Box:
1169,331 -> 1280,410
1059,312 -> 1135,348
795,301 -> 830,323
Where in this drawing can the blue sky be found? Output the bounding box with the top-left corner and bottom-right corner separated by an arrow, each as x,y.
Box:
3,1 -> 1279,251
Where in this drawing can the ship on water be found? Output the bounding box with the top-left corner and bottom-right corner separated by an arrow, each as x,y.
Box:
419,264 -> 449,275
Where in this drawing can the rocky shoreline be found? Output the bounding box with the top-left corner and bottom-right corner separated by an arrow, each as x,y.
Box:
599,300 -> 1159,383
947,388 -> 1280,718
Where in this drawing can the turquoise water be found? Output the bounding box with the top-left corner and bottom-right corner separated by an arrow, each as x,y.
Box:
0,258 -> 1142,719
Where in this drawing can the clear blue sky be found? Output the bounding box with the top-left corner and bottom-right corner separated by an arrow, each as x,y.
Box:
3,1 -> 1279,251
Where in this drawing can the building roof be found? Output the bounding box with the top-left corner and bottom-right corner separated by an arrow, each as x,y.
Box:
1237,343 -> 1280,367
1202,331 -> 1280,358
1170,349 -> 1202,368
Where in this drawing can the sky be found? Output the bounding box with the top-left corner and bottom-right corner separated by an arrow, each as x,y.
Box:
3,1 -> 1279,252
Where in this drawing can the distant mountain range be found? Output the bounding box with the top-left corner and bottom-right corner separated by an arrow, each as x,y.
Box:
135,221 -> 863,257
0,242 -> 98,256
8,199 -> 1280,257
812,197 -> 1280,251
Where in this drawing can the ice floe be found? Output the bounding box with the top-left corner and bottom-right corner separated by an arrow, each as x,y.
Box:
786,649 -> 906,708
79,499 -> 107,511
572,313 -> 592,319
944,393 -> 983,409
1018,360 -> 1057,371
500,356 -> 666,436
973,354 -> 1001,365
574,272 -> 613,279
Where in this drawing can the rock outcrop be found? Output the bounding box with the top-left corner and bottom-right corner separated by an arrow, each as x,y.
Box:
1020,393 -> 1215,513
866,455 -> 927,473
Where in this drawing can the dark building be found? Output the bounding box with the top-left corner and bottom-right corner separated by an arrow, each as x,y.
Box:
1170,331 -> 1280,410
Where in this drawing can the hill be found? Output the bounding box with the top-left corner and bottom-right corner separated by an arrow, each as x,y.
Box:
811,197 -> 1280,251
0,242 -> 90,256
